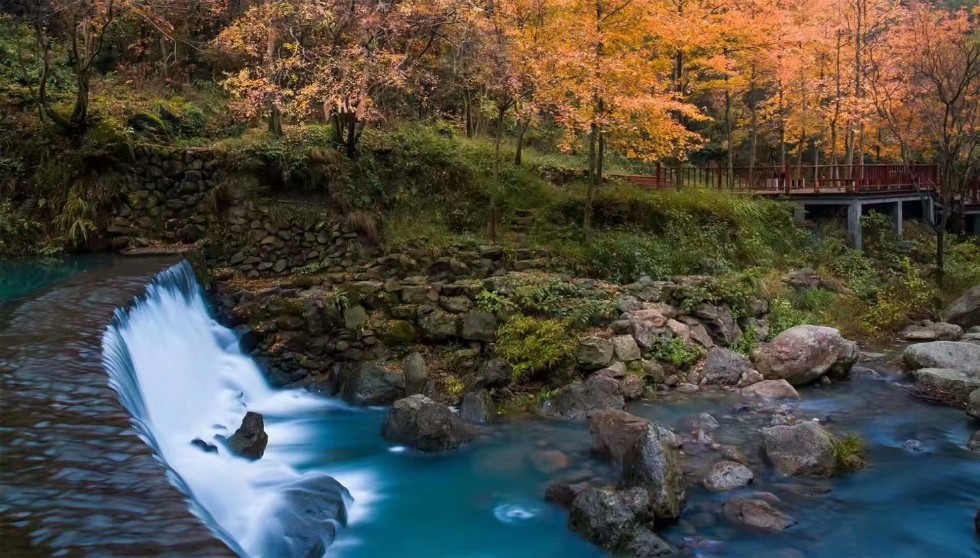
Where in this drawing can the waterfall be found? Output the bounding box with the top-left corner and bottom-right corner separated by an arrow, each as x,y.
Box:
101,260 -> 353,557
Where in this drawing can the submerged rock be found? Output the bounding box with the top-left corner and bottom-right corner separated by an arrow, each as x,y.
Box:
543,375 -> 625,420
702,461 -> 754,492
761,422 -> 835,476
740,379 -> 800,400
545,481 -> 589,509
623,424 -> 686,519
722,497 -> 796,532
340,362 -> 406,406
969,431 -> 980,453
941,285 -> 980,328
261,474 -> 350,558
381,395 -> 474,451
751,325 -> 858,385
903,341 -> 980,373
224,411 -> 268,460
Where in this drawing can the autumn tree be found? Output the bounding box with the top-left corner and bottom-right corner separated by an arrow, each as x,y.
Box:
547,0 -> 701,236
869,4 -> 980,280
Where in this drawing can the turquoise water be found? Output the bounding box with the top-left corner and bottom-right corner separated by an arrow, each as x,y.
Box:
3,257 -> 978,557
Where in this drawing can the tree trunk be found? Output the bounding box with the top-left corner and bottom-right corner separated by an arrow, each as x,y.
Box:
514,119 -> 529,166
490,105 -> 506,242
268,103 -> 283,136
585,120 -> 597,238
725,88 -> 733,189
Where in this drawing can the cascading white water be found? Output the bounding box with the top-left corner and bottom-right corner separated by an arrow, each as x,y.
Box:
101,260 -> 361,557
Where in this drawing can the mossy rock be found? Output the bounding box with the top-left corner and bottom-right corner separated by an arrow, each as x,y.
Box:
127,111 -> 172,140
381,320 -> 417,345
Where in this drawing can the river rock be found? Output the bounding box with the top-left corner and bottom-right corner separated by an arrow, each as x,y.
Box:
612,335 -> 642,362
941,285 -> 980,328
903,341 -> 980,373
694,303 -> 742,347
461,310 -> 498,341
576,337 -> 615,370
702,461 -> 754,492
620,373 -> 645,400
402,352 -> 428,394
590,410 -> 652,462
900,321 -> 963,342
265,474 -> 350,557
545,481 -> 589,508
467,358 -> 513,391
722,497 -> 796,532
761,422 -> 836,476
460,389 -> 494,423
751,325 -> 858,385
544,375 -> 625,420
701,347 -> 753,386
224,412 -> 268,460
569,487 -> 645,546
740,379 -> 800,400
381,395 -> 474,451
969,431 -> 980,452
341,363 -> 406,406
619,527 -> 676,557
912,368 -> 980,405
627,305 -> 675,349
968,388 -> 980,420
623,424 -> 685,519
530,449 -> 570,473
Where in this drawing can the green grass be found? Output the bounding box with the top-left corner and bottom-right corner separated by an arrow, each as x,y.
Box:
831,433 -> 868,473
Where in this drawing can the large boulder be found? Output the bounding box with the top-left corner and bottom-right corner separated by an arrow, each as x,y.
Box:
568,488 -> 675,557
722,497 -> 796,532
340,363 -> 406,406
702,461 -> 754,492
622,424 -> 685,519
543,375 -> 625,420
576,337 -> 615,371
590,410 -> 652,462
900,321 -> 963,342
912,368 -> 980,405
941,285 -> 980,328
761,422 -> 836,476
701,347 -> 754,386
968,388 -> 980,420
751,325 -> 858,385
381,395 -> 474,451
903,341 -> 980,373
224,411 -> 268,460
262,474 -> 350,557
740,379 -> 800,400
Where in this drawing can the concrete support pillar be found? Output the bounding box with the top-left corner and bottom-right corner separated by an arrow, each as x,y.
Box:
924,197 -> 935,227
793,204 -> 806,222
848,201 -> 863,250
892,200 -> 903,238
971,215 -> 980,237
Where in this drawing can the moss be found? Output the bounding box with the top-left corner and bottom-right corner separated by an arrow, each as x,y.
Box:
650,336 -> 704,368
831,433 -> 868,473
379,319 -> 416,346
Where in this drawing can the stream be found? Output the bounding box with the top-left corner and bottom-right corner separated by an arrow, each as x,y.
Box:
1,256 -> 977,557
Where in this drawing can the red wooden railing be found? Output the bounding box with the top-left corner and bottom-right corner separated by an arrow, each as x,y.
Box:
613,163 -> 941,195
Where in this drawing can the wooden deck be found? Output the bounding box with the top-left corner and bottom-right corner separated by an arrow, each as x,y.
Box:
611,164 -> 980,206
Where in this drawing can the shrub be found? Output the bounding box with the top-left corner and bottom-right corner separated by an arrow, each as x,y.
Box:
651,336 -> 705,368
493,314 -> 576,381
768,297 -> 812,337
857,257 -> 938,335
831,433 -> 868,472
